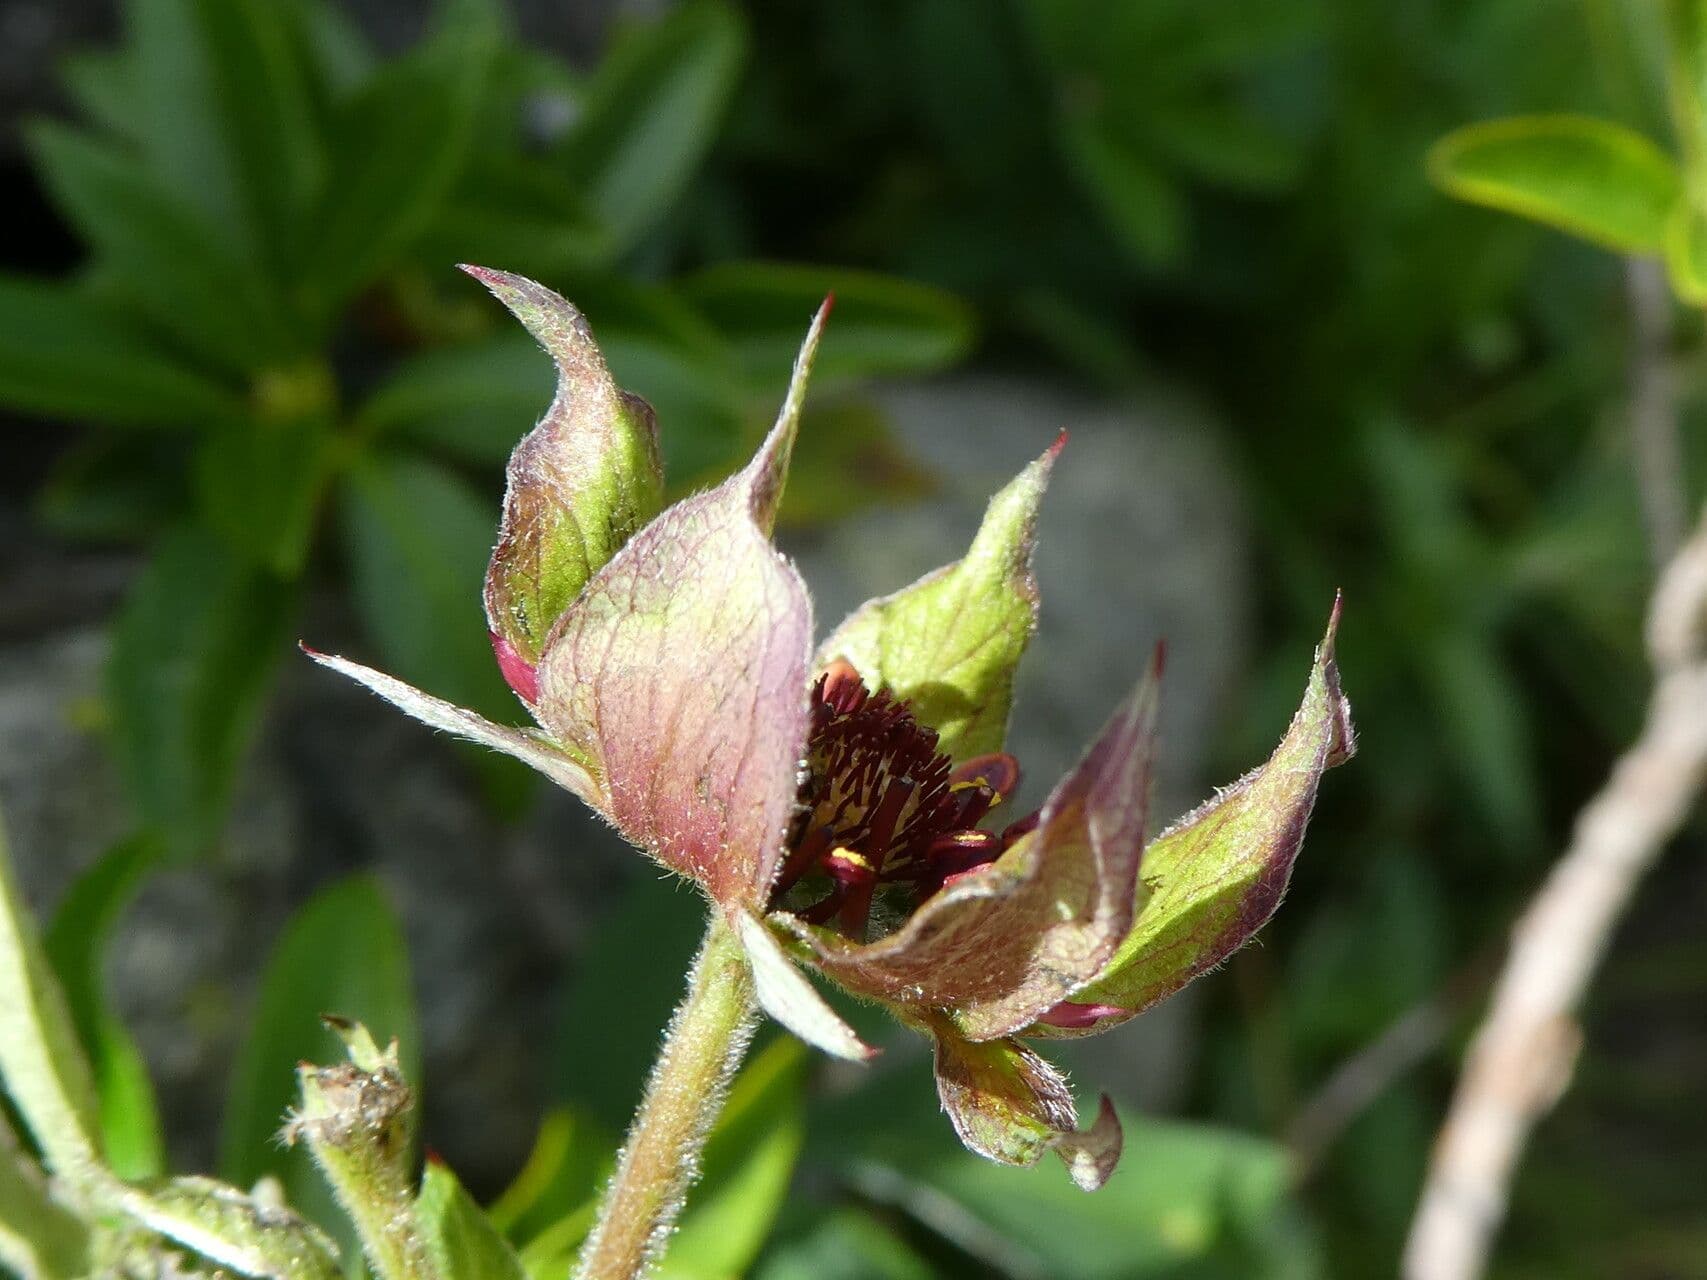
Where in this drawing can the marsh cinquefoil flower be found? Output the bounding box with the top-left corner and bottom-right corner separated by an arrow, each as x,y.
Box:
311,266 -> 1353,1193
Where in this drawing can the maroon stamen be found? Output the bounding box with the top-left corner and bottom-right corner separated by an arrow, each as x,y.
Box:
775,665 -> 1040,942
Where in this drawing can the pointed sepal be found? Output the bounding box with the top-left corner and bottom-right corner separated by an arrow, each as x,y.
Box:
304,647 -> 602,806
736,909 -> 875,1062
1030,598 -> 1355,1037
930,1022 -> 1123,1190
531,310 -> 826,907
817,437 -> 1059,759
464,266 -> 666,678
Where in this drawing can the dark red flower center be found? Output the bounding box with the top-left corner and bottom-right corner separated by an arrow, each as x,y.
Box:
769,660 -> 1037,941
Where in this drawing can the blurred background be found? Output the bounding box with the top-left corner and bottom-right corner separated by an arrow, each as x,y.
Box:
0,0 -> 1703,1276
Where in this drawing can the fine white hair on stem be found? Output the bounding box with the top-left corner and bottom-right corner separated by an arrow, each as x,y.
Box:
1402,509 -> 1707,1280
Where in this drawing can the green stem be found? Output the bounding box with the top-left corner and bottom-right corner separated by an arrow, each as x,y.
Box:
575,914 -> 757,1280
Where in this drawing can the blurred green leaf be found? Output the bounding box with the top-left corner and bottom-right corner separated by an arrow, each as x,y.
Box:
361,333 -> 552,464
560,0 -> 747,254
1058,119 -> 1186,266
0,277 -> 241,429
752,1209 -> 934,1280
682,263 -> 975,388
775,400 -> 935,528
105,527 -> 299,860
35,434 -> 191,544
1665,197 -> 1707,302
1428,115 -> 1681,253
126,0 -> 322,269
664,1039 -> 808,1279
58,48 -> 140,139
43,836 -> 167,1181
26,121 -> 298,373
415,157 -> 611,281
489,1109 -> 611,1248
222,875 -> 419,1242
418,1159 -> 530,1280
294,3 -> 501,322
194,410 -> 339,575
341,450 -> 527,806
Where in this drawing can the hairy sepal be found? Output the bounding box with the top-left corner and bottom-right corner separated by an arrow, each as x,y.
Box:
817,439 -> 1058,758
532,305 -> 827,907
1030,598 -> 1354,1038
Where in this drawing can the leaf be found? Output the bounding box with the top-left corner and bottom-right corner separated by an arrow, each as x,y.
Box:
0,277 -> 242,429
0,1110 -> 90,1279
44,836 -> 167,1181
772,400 -> 936,530
1040,602 -> 1353,1034
26,121 -> 298,373
1057,116 -> 1186,266
892,1111 -> 1322,1279
35,433 -> 192,543
682,263 -> 976,387
340,451 -> 516,729
1427,115 -> 1681,253
558,0 -> 746,253
222,876 -> 419,1247
0,808 -> 103,1190
750,1209 -> 934,1280
412,157 -> 611,280
105,527 -> 299,860
127,0 -> 323,269
59,48 -> 141,138
489,1110 -> 610,1247
1665,197 -> 1707,303
293,3 -> 500,322
662,1039 -> 808,1279
817,442 -> 1058,761
193,410 -> 339,575
418,1160 -> 530,1280
361,333 -> 553,463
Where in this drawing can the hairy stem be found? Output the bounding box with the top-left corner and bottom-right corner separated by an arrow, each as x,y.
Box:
575,913 -> 757,1280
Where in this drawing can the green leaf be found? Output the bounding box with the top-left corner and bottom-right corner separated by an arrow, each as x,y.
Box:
488,1109 -> 610,1248
35,434 -> 191,544
1046,604 -> 1353,1032
105,527 -> 299,860
1058,116 -> 1186,266
59,48 -> 141,139
816,445 -> 1058,760
194,410 -> 339,575
413,157 -> 611,281
1427,115 -> 1681,253
559,0 -> 747,254
44,836 -> 167,1181
341,451 -> 516,727
222,876 -> 418,1246
664,1039 -> 808,1279
751,1209 -> 933,1280
682,263 -> 976,388
900,1112 -> 1322,1279
418,1160 -> 530,1280
293,4 -> 500,322
0,805 -> 103,1189
361,333 -> 552,464
0,1111 -> 90,1279
26,121 -> 298,373
0,277 -> 242,429
127,0 -> 323,269
1665,197 -> 1707,302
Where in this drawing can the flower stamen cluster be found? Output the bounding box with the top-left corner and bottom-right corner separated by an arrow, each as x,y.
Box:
772,662 -> 1029,940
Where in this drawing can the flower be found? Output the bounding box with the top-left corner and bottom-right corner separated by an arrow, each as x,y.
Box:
309,267 -> 1355,1191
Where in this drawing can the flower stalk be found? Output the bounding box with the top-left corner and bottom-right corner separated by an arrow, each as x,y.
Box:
576,914 -> 758,1280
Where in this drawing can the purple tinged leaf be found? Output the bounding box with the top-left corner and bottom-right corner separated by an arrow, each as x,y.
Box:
929,1021 -> 1123,1190
531,306 -> 828,907
817,438 -> 1059,759
304,648 -> 601,807
775,649 -> 1161,1039
463,265 -> 665,672
1030,597 -> 1354,1038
